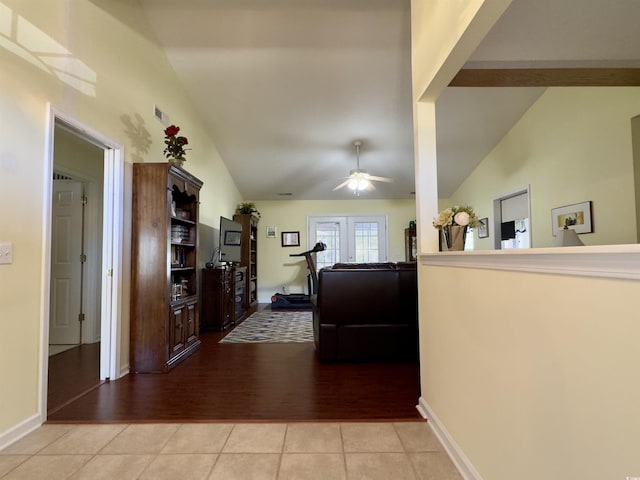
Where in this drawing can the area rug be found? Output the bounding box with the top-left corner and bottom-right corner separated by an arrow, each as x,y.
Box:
219,310 -> 313,344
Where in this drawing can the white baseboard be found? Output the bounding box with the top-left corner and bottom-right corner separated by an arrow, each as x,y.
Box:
118,365 -> 130,379
0,413 -> 43,451
416,397 -> 484,480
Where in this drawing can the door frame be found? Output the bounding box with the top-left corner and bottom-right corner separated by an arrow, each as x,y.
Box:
40,105 -> 124,420
492,185 -> 531,250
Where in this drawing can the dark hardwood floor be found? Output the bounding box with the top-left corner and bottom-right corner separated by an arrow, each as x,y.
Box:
48,342 -> 102,415
47,306 -> 421,423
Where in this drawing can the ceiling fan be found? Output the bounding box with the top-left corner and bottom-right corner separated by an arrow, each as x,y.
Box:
333,140 -> 393,195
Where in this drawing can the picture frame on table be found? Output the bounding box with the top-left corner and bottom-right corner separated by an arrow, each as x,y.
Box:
224,230 -> 242,246
551,201 -> 593,236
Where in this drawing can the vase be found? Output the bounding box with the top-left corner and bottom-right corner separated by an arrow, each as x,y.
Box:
169,157 -> 185,167
443,225 -> 467,251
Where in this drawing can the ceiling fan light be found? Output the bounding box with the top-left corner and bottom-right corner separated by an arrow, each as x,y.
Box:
357,179 -> 369,190
347,178 -> 359,190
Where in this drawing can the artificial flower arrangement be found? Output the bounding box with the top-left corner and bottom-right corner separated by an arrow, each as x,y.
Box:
163,124 -> 190,162
432,205 -> 480,230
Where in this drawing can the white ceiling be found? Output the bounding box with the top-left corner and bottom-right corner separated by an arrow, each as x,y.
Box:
139,0 -> 640,200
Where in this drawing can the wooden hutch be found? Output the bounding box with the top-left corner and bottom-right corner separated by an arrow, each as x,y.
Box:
130,163 -> 202,373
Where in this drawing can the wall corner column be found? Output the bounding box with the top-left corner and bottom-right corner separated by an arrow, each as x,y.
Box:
413,101 -> 440,254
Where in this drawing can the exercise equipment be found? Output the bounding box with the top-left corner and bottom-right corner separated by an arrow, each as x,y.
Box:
270,242 -> 326,309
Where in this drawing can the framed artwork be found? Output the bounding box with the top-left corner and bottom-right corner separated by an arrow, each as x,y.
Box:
281,231 -> 300,247
266,226 -> 277,238
551,201 -> 593,236
478,217 -> 489,238
224,230 -> 242,246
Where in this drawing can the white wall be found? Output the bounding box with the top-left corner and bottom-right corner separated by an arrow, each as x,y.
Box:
412,1 -> 640,479
253,199 -> 416,302
0,0 -> 241,439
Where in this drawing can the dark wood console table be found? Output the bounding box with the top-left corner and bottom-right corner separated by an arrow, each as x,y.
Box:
201,264 -> 246,331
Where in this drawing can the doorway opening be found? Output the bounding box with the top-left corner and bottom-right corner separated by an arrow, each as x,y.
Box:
492,186 -> 531,250
48,125 -> 104,413
42,110 -> 124,419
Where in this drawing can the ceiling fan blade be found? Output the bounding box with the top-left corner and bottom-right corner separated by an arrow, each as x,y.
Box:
368,175 -> 394,183
333,179 -> 351,191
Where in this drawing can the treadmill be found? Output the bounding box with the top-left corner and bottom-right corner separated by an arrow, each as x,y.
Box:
270,242 -> 326,309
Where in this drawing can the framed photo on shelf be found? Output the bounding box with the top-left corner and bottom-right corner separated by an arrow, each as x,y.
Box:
478,217 -> 489,238
281,231 -> 300,247
551,201 -> 593,236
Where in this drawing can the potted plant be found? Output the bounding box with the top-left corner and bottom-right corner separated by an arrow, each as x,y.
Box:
236,202 -> 260,218
163,124 -> 190,166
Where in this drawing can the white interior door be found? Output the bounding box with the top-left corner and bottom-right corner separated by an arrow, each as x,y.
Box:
49,179 -> 83,345
309,215 -> 388,268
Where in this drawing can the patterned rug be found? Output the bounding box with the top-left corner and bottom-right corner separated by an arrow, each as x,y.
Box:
219,310 -> 313,343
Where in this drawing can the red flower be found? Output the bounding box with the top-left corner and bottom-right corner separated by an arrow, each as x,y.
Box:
164,125 -> 180,137
163,125 -> 190,161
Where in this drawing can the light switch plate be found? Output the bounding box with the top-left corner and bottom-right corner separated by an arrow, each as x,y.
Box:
0,242 -> 13,265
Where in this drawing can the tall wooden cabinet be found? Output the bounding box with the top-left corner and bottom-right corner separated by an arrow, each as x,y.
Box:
405,226 -> 417,262
130,163 -> 203,373
233,213 -> 259,308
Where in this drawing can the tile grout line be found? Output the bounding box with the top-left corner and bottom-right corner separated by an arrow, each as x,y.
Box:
205,422 -> 234,477
275,423 -> 288,479
393,422 -> 420,480
135,423 -> 181,479
339,423 -> 349,480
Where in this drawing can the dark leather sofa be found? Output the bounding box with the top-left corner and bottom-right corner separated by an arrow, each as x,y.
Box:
312,262 -> 418,362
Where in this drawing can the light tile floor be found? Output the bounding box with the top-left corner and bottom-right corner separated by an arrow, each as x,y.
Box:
0,422 -> 462,479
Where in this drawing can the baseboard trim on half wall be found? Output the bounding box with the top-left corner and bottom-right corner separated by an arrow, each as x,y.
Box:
416,397 -> 484,480
0,413 -> 42,452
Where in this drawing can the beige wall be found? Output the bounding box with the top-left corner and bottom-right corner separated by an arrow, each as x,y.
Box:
412,1 -> 640,479
420,268 -> 640,479
633,115 -> 640,241
449,86 -> 640,249
0,0 -> 241,436
253,199 -> 416,302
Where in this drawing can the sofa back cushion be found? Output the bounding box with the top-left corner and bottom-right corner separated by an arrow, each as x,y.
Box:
317,269 -> 400,325
330,262 -> 397,270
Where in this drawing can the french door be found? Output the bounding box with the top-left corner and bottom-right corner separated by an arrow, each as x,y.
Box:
308,215 -> 388,269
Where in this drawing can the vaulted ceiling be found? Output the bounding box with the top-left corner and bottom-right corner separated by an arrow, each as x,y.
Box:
139,0 -> 640,200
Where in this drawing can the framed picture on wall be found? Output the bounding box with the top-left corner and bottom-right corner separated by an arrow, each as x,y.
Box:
478,217 -> 489,238
551,201 -> 593,236
281,231 -> 300,247
266,226 -> 277,238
